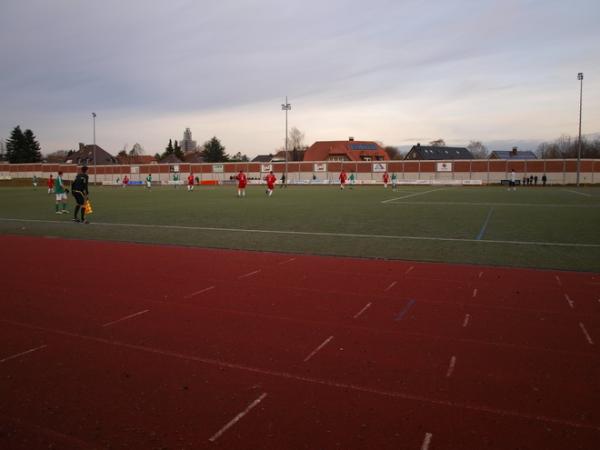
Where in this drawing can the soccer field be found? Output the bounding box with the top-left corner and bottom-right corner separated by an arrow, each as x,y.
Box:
0,184 -> 599,271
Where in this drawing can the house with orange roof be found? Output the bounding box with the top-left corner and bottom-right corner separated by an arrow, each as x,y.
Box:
303,138 -> 389,162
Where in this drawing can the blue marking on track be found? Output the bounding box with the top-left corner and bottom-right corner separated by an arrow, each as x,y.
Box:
394,299 -> 416,321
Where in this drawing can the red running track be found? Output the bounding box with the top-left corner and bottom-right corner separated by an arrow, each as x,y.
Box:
0,234 -> 599,449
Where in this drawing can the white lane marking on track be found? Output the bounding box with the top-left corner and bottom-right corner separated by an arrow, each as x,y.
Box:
384,281 -> 397,292
555,275 -> 562,286
2,217 -> 600,248
405,266 -> 415,275
208,393 -> 268,442
381,188 -> 445,204
303,336 -> 334,362
579,323 -> 594,345
472,288 -> 478,298
102,310 -> 149,327
421,432 -> 433,450
353,303 -> 372,319
478,271 -> 483,279
184,286 -> 215,298
564,294 -> 574,309
462,314 -> 470,328
278,257 -> 296,265
0,345 -> 47,363
238,269 -> 261,279
446,356 -> 457,378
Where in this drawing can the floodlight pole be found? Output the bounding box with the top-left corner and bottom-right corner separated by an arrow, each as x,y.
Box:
92,112 -> 97,184
576,73 -> 583,187
281,97 -> 291,183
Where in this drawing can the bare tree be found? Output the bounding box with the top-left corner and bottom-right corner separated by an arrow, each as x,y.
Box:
288,127 -> 305,151
383,146 -> 401,160
44,149 -> 71,163
429,139 -> 446,147
536,134 -> 600,159
129,143 -> 145,155
467,141 -> 488,159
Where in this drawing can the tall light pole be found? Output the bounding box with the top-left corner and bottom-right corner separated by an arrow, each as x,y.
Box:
281,97 -> 291,183
576,73 -> 583,187
92,112 -> 97,184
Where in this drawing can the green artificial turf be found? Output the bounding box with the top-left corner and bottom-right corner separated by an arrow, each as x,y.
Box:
1,184 -> 599,271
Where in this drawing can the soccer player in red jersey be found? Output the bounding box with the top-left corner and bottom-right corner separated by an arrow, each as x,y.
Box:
47,174 -> 55,194
122,175 -> 129,188
236,170 -> 247,197
187,173 -> 195,191
339,170 -> 347,190
265,171 -> 276,197
383,171 -> 389,188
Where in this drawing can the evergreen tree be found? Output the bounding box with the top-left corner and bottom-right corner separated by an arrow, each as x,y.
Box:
23,129 -> 42,162
165,139 -> 174,154
6,126 -> 27,163
173,140 -> 184,160
201,137 -> 229,162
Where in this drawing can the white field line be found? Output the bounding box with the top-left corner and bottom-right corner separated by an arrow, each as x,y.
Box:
384,281 -> 397,292
405,266 -> 415,275
278,257 -> 296,265
238,269 -> 261,279
2,217 -> 600,248
382,200 -> 599,208
381,188 -> 446,204
462,314 -> 471,328
564,294 -> 575,309
446,356 -> 457,378
304,336 -> 334,362
555,275 -> 562,286
472,288 -> 478,298
353,302 -> 372,319
0,344 -> 47,363
184,285 -> 215,298
208,393 -> 268,442
421,433 -> 433,450
579,323 -> 594,345
102,310 -> 149,327
563,189 -> 592,197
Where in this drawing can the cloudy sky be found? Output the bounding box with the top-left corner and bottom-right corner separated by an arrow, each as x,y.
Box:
1,0 -> 599,157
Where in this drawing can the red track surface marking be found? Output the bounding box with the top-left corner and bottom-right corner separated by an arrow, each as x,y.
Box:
579,323 -> 594,345
238,269 -> 261,279
101,309 -> 149,327
556,275 -> 562,286
564,294 -> 575,309
278,257 -> 296,265
462,314 -> 470,328
472,288 -> 478,298
0,344 -> 47,363
446,356 -> 457,378
405,266 -> 414,275
303,336 -> 334,362
353,302 -> 372,319
208,392 -> 268,442
421,432 -> 433,450
184,285 -> 215,298
384,281 -> 397,292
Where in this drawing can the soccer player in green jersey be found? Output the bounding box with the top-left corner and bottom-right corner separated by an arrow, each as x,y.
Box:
146,174 -> 152,189
391,173 -> 398,191
173,173 -> 179,189
54,171 -> 69,214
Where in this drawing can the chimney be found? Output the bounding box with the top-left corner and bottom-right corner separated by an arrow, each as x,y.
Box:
417,142 -> 421,147
349,137 -> 354,141
512,146 -> 518,156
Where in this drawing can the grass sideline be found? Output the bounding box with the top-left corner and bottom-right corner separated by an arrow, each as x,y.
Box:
0,185 -> 599,271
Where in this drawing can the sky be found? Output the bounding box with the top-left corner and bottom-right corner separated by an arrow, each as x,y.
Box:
1,0 -> 599,158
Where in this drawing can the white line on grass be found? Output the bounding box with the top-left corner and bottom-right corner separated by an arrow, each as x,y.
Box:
208,393 -> 268,442
102,310 -> 149,327
462,314 -> 470,328
421,433 -> 433,450
446,356 -> 457,378
184,286 -> 215,298
304,336 -> 334,362
238,269 -> 261,279
383,200 -> 599,208
476,207 -> 494,240
384,281 -> 397,292
564,294 -> 575,309
381,188 -> 446,204
2,217 -> 600,248
0,344 -> 47,363
579,323 -> 594,345
563,189 -> 592,197
353,302 -> 372,319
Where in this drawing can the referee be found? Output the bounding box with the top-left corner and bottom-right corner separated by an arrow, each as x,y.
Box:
72,166 -> 90,223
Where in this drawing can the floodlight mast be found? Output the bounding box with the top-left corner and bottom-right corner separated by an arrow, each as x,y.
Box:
576,72 -> 583,187
92,112 -> 97,184
281,97 -> 291,183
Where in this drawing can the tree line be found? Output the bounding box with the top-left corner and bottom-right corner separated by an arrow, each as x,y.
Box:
2,126 -> 42,163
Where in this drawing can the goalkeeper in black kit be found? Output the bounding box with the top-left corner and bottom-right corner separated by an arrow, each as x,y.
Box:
72,166 -> 90,223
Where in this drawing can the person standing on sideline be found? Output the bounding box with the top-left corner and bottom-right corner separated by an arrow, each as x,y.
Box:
391,173 -> 398,191
146,174 -> 152,189
47,174 -> 55,194
280,173 -> 286,188
265,171 -> 277,197
33,175 -> 38,190
54,171 -> 68,214
236,170 -> 248,197
71,166 -> 90,223
122,175 -> 129,188
542,174 -> 547,186
383,171 -> 389,188
187,173 -> 194,191
509,169 -> 517,191
339,170 -> 348,190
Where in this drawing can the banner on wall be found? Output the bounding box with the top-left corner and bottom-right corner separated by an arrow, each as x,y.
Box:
436,162 -> 452,172
373,162 -> 387,172
130,166 -> 139,174
261,164 -> 272,173
314,163 -> 327,172
169,165 -> 180,173
213,164 -> 224,173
